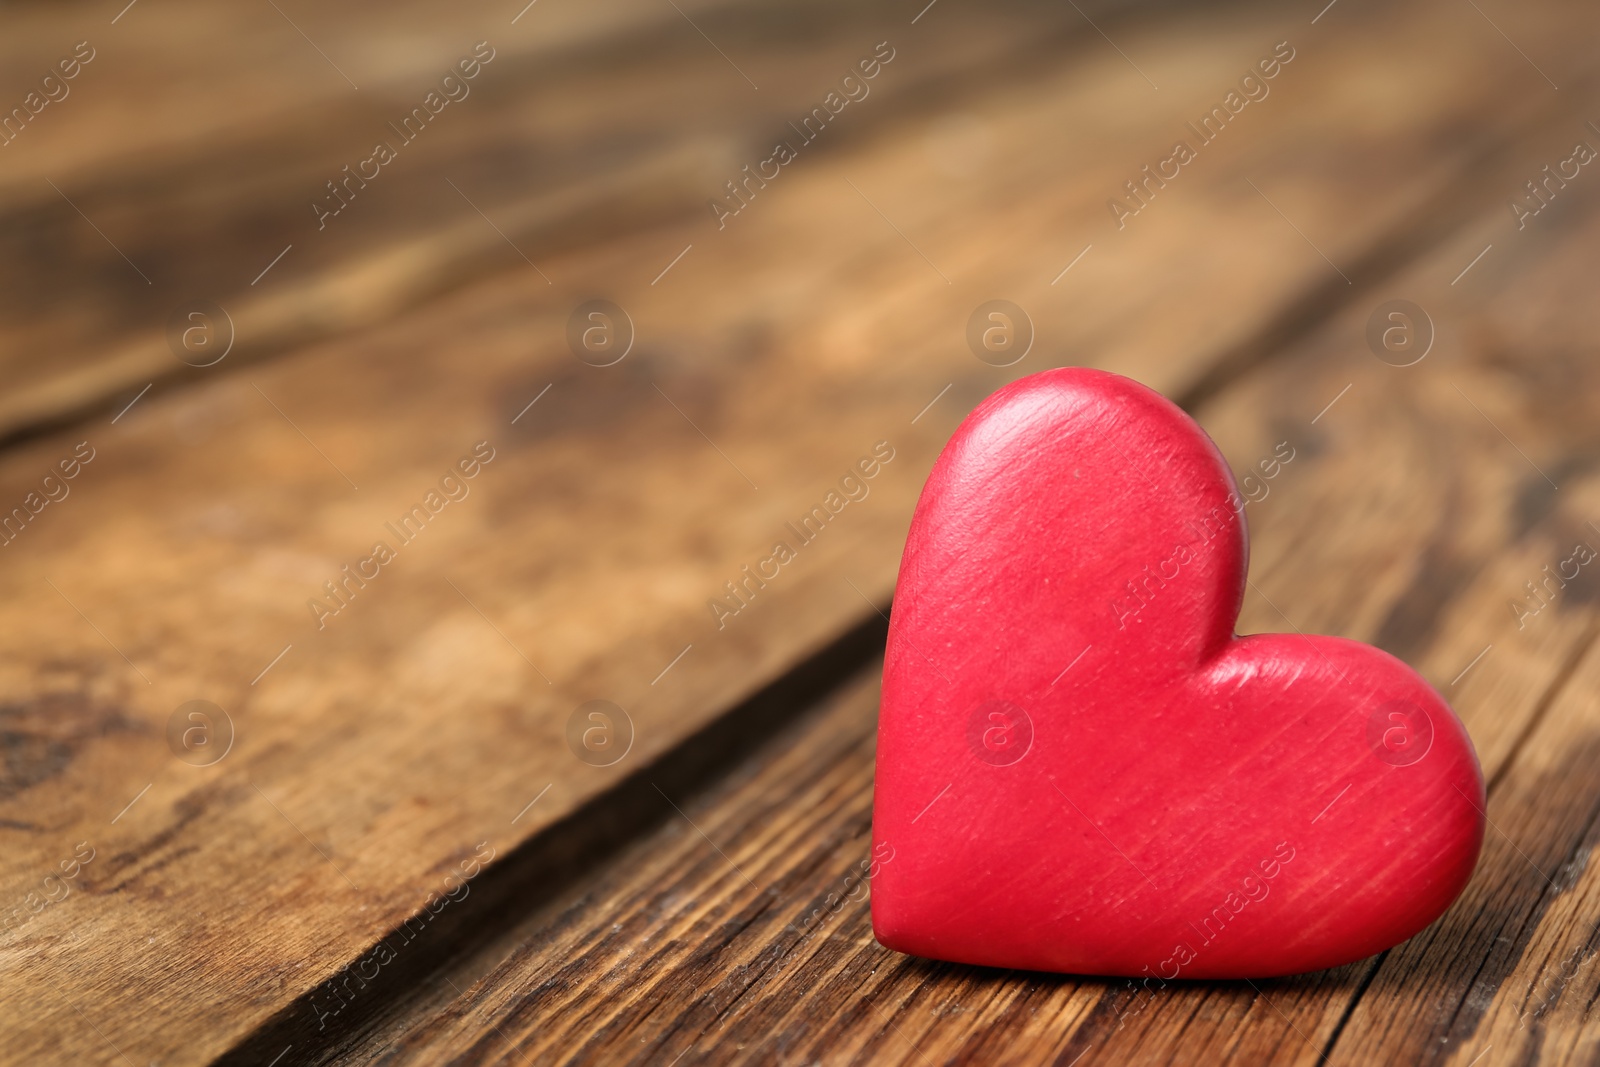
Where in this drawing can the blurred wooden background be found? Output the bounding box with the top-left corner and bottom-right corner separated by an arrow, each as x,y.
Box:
1,0 -> 1598,1063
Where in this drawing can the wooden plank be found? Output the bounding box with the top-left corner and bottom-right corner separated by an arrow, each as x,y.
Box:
320,44 -> 1600,1067
1,0 -> 1596,1063
0,0 -> 1125,443
1426,643 -> 1600,1067
0,0 -> 854,438
0,0 -> 1583,441
334,663 -> 898,1067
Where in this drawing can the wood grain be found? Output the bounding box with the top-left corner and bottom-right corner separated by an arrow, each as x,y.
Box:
0,0 -> 1596,1062
311,56 -> 1600,1067
1,0 -> 1589,442
0,0 -> 1171,443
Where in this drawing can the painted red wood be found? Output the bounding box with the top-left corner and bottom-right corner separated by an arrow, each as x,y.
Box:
872,368 -> 1483,979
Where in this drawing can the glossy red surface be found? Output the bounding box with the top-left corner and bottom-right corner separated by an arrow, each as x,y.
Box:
872,368 -> 1484,979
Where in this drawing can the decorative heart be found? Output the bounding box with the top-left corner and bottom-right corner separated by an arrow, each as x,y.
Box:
871,368 -> 1484,978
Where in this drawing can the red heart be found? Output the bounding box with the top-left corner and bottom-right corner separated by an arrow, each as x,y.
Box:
871,368 -> 1484,978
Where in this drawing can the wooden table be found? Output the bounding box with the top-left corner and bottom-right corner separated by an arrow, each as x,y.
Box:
2,0 -> 1597,1062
